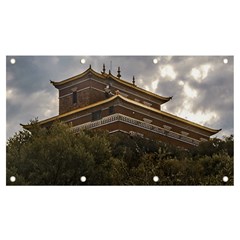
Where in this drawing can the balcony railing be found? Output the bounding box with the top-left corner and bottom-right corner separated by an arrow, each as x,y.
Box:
72,113 -> 200,146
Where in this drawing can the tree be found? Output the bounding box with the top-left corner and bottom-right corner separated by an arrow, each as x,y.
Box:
6,122 -> 234,185
190,135 -> 234,158
7,122 -> 113,185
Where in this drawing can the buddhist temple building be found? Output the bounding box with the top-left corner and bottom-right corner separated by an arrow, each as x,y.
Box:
21,65 -> 221,149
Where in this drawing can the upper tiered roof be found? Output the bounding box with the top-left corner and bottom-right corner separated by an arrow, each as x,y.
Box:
50,65 -> 172,103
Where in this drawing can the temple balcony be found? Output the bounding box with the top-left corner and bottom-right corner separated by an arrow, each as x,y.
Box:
72,113 -> 200,147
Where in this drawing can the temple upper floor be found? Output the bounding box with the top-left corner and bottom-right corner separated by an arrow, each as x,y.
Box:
50,66 -> 172,114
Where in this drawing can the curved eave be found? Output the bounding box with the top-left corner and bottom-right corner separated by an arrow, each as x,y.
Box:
50,66 -> 171,102
50,67 -> 105,87
21,94 -> 221,135
118,95 -> 221,134
107,73 -> 171,102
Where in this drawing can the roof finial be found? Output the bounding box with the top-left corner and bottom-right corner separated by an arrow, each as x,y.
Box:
102,64 -> 106,74
117,66 -> 121,78
132,76 -> 135,86
109,69 -> 111,74
89,64 -> 92,69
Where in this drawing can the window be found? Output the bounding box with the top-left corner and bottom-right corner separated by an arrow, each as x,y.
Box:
109,106 -> 115,115
92,110 -> 102,121
72,91 -> 77,104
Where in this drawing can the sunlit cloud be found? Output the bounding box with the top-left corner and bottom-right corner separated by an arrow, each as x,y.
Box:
178,80 -> 185,86
151,79 -> 159,92
183,83 -> 197,98
159,65 -> 177,80
191,64 -> 213,82
161,105 -> 168,111
136,78 -> 145,88
178,109 -> 219,125
144,85 -> 150,91
174,100 -> 219,125
201,64 -> 213,79
191,68 -> 201,81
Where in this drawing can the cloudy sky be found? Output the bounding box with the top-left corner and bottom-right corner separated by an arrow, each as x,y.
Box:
6,56 -> 233,140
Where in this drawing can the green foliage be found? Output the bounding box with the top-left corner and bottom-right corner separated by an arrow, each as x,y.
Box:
190,134 -> 234,158
6,122 -> 234,185
7,122 -> 113,185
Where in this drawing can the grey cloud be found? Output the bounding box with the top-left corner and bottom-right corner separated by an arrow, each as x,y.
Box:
152,56 -> 233,133
6,56 -> 233,139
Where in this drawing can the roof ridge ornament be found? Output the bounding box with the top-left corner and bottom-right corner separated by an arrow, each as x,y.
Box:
117,67 -> 121,78
50,67 -> 172,102
102,64 -> 106,74
132,76 -> 135,86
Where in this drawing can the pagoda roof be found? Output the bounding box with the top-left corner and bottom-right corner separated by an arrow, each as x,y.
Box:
50,66 -> 172,103
21,94 -> 221,134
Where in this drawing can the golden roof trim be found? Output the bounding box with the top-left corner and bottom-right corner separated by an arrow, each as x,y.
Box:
50,66 -> 171,102
50,67 -> 105,86
21,95 -> 119,127
22,94 -> 220,134
118,95 -> 221,133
